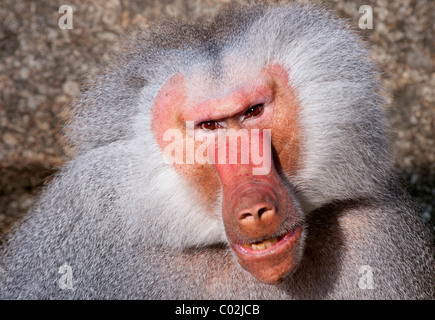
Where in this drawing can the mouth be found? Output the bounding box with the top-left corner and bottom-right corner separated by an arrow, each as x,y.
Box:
234,223 -> 302,254
243,237 -> 280,251
229,223 -> 304,284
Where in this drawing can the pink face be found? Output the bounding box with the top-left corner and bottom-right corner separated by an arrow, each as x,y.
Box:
151,63 -> 304,283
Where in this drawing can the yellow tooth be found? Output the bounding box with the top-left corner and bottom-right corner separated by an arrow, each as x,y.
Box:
264,240 -> 272,249
256,243 -> 266,250
245,237 -> 279,251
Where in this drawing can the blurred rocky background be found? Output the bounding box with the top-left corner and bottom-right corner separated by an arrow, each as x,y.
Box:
0,0 -> 434,239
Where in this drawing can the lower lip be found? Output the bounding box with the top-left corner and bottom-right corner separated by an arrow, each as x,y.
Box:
232,224 -> 303,256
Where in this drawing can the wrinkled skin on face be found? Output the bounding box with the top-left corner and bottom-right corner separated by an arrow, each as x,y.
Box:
151,63 -> 304,283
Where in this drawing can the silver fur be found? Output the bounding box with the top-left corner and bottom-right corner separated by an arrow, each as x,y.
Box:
0,3 -> 433,299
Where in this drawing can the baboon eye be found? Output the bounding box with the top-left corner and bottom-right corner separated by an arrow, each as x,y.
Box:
200,121 -> 221,130
244,104 -> 264,119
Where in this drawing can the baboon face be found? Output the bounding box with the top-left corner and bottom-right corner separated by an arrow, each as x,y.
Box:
151,62 -> 304,283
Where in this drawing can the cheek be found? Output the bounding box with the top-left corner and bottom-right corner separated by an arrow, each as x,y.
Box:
159,131 -> 222,213
151,73 -> 221,213
259,63 -> 301,173
156,133 -> 222,213
170,132 -> 222,212
271,83 -> 301,174
175,161 -> 221,211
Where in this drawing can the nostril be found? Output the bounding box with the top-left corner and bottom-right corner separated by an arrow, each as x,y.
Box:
239,212 -> 254,220
257,207 -> 269,217
238,205 -> 275,221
